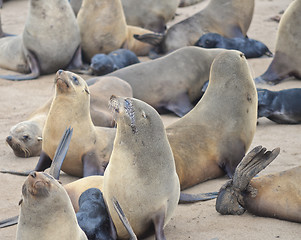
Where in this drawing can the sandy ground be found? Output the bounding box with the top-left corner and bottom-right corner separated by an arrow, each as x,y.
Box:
0,0 -> 300,239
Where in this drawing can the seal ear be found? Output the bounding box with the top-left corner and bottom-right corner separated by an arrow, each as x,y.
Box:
85,87 -> 90,95
18,198 -> 23,205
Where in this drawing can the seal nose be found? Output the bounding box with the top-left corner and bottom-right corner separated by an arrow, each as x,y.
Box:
57,69 -> 63,75
6,136 -> 12,142
29,171 -> 37,178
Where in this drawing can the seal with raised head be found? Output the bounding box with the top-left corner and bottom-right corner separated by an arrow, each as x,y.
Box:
0,0 -> 81,80
99,46 -> 225,117
195,33 -> 273,59
77,0 -> 154,62
104,96 -> 180,239
166,50 -> 258,190
215,146 -> 301,223
35,70 -> 116,177
257,88 -> 301,124
16,171 -> 88,240
6,76 -> 132,158
135,0 -> 254,54
121,0 -> 179,33
255,0 -> 301,85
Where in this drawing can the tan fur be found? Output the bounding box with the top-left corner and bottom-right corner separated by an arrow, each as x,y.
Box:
166,50 -> 258,189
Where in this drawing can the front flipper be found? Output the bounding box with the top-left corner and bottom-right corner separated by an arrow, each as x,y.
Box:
0,215 -> 18,228
179,192 -> 218,204
165,92 -> 194,117
82,151 -> 107,177
66,45 -> 83,70
152,209 -> 167,240
0,50 -> 40,81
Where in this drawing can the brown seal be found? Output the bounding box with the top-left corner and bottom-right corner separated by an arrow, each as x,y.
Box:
215,146 -> 301,223
16,171 -> 87,240
166,50 -> 258,190
103,96 -> 180,239
35,70 -> 116,177
100,46 -> 225,117
135,0 -> 254,54
77,0 -> 153,62
0,0 -> 81,80
121,0 -> 179,32
6,76 -> 132,158
255,0 -> 301,85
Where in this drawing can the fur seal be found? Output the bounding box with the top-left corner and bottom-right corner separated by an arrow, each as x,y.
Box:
6,76 -> 132,158
77,0 -> 153,62
121,0 -> 179,33
35,70 -> 116,177
166,50 -> 258,190
135,0 -> 254,54
99,46 -> 225,117
0,0 -> 82,80
215,146 -> 301,223
89,49 -> 140,76
195,33 -> 273,59
257,88 -> 301,124
16,171 -> 87,240
103,95 -> 180,239
255,0 -> 301,85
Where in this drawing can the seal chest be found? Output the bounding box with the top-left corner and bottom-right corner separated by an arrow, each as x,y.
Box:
104,96 -> 180,239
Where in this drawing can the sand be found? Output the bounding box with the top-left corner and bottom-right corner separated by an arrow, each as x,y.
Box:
0,0 -> 300,239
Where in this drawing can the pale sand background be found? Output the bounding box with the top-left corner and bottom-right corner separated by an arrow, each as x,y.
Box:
0,0 -> 300,239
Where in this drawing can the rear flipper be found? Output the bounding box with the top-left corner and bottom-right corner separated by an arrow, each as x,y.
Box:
216,146 -> 280,215
165,92 -> 194,117
179,192 -> 218,204
0,215 -> 18,228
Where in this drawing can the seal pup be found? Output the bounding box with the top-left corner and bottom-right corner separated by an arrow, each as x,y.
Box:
103,47 -> 225,117
0,0 -> 82,80
121,0 -> 179,33
77,0 -> 154,62
257,88 -> 301,124
6,76 -> 132,158
135,0 -> 254,53
215,146 -> 301,223
195,33 -> 273,59
255,0 -> 301,85
166,50 -> 258,190
35,70 -> 116,177
104,96 -> 180,239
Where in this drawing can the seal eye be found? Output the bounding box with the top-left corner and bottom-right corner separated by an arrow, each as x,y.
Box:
205,40 -> 210,45
72,76 -> 79,85
23,135 -> 29,141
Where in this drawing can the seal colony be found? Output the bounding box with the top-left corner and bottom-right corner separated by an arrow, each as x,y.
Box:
0,0 -> 81,80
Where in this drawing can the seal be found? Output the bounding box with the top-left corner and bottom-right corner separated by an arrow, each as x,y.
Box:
215,146 -> 301,223
166,50 -> 258,190
121,0 -> 179,33
255,0 -> 301,85
103,95 -> 180,239
77,0 -> 153,62
0,0 -> 82,81
16,171 -> 88,240
134,0 -> 254,53
195,33 -> 273,59
6,76 -> 132,158
89,49 -> 140,76
257,88 -> 301,124
99,46 -> 225,117
35,70 -> 116,177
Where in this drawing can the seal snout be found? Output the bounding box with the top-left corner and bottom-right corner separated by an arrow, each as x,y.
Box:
29,171 -> 36,178
6,135 -> 12,142
109,95 -> 120,113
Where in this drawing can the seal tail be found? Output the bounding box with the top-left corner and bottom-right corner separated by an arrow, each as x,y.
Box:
133,33 -> 164,47
179,192 -> 218,204
0,215 -> 18,228
112,197 -> 138,240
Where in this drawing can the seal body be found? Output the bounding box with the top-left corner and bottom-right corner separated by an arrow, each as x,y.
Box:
255,0 -> 301,84
104,96 -> 180,239
257,88 -> 301,124
16,171 -> 87,240
195,33 -> 272,58
166,50 -> 258,189
106,47 -> 225,117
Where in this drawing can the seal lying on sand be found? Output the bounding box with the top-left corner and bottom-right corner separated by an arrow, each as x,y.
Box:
255,0 -> 301,85
166,50 -> 258,190
6,76 -> 132,158
135,0 -> 254,54
0,0 -> 81,80
215,146 -> 301,223
195,33 -> 273,59
257,88 -> 301,124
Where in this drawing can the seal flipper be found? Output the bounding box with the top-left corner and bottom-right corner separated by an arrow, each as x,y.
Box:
152,209 -> 167,240
165,92 -> 194,117
0,215 -> 18,228
179,192 -> 218,204
0,50 -> 40,81
66,45 -> 83,70
133,33 -> 164,46
82,152 -> 107,177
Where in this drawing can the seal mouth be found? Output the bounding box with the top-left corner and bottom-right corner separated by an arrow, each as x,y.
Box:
6,135 -> 31,158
